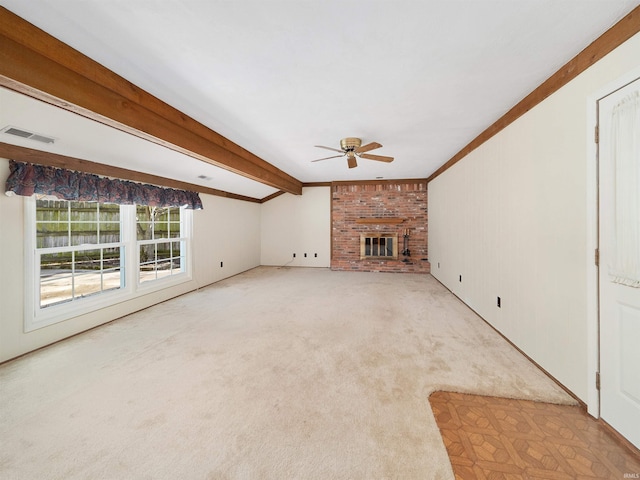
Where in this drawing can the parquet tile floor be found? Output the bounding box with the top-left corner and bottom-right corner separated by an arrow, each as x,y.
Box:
429,391 -> 640,479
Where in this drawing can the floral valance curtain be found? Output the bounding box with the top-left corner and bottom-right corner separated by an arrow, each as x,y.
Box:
4,161 -> 203,210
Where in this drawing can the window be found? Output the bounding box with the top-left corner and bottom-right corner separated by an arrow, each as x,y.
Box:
36,200 -> 124,308
136,206 -> 186,284
360,234 -> 398,259
26,197 -> 192,331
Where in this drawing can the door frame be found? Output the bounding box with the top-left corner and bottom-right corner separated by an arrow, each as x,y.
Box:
586,65 -> 640,418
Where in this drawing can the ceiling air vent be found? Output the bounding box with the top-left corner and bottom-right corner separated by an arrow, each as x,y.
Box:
2,126 -> 56,144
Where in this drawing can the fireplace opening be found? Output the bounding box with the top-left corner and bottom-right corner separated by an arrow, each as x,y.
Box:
360,234 -> 398,259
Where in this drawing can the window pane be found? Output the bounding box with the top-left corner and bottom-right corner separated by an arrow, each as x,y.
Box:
37,223 -> 69,248
40,252 -> 72,269
37,199 -> 69,221
154,219 -> 169,240
74,271 -> 102,299
100,223 -> 121,243
169,223 -> 181,238
137,222 -> 152,241
36,200 -> 70,248
75,249 -> 101,272
139,243 -> 156,284
102,268 -> 122,291
136,205 -> 152,223
172,256 -> 183,272
139,267 -> 155,283
171,241 -> 181,259
40,252 -> 72,272
103,247 -> 121,269
41,273 -> 73,307
140,244 -> 155,264
99,204 -> 120,222
139,258 -> 156,283
156,260 -> 172,279
157,242 -> 171,261
71,221 -> 98,246
69,202 -> 97,222
156,207 -> 170,223
40,252 -> 73,307
37,221 -> 63,234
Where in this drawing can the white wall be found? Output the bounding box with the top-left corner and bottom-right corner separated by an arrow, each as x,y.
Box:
428,32 -> 640,403
261,186 -> 331,267
0,158 -> 261,362
193,193 -> 261,285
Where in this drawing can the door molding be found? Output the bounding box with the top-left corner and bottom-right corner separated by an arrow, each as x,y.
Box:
586,65 -> 640,418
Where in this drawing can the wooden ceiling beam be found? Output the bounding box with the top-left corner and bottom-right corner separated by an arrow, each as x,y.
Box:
0,142 -> 262,204
0,7 -> 302,195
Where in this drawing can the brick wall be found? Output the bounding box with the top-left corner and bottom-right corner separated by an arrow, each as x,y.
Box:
331,181 -> 430,273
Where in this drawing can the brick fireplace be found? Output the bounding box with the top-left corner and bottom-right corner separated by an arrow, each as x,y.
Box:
331,180 -> 429,273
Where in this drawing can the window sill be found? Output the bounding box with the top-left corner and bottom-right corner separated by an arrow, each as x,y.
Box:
26,272 -> 192,332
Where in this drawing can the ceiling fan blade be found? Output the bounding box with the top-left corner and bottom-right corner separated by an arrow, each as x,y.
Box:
359,153 -> 394,163
347,155 -> 358,169
311,154 -> 344,162
314,145 -> 344,154
355,142 -> 382,154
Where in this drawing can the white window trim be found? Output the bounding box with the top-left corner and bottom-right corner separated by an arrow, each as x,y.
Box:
134,205 -> 193,294
24,197 -> 193,332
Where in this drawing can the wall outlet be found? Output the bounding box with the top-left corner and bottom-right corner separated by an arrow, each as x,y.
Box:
314,253 -> 318,257
304,253 -> 307,257
293,253 -> 296,258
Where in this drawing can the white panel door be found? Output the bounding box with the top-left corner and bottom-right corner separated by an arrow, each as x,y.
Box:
598,76 -> 640,449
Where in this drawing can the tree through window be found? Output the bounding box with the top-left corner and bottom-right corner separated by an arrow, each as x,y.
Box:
136,205 -> 185,283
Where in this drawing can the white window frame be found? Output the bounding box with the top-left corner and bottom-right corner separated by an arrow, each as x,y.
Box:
24,196 -> 193,332
135,205 -> 190,289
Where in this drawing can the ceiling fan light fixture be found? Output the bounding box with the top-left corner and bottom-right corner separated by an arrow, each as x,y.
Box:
312,137 -> 394,168
340,137 -> 362,152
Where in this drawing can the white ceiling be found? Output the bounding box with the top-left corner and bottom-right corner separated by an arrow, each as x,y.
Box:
1,0 -> 638,199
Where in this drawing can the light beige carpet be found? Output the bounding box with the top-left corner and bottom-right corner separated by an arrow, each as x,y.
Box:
0,267 -> 574,479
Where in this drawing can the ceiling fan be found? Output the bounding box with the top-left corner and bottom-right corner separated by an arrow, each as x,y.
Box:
311,137 -> 394,169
